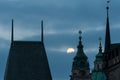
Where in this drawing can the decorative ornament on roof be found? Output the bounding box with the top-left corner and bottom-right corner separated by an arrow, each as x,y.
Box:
99,37 -> 102,53
106,0 -> 110,10
79,30 -> 82,41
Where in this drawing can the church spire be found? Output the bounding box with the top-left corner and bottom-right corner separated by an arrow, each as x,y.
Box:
41,20 -> 44,43
76,30 -> 84,57
70,30 -> 90,80
99,37 -> 102,53
94,37 -> 103,71
11,19 -> 14,43
105,0 -> 111,52
91,38 -> 107,80
78,30 -> 83,49
74,30 -> 89,67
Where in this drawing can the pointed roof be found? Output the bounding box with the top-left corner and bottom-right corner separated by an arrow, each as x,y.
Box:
95,37 -> 103,62
104,1 -> 111,52
73,31 -> 89,69
4,41 -> 52,80
91,38 -> 107,80
4,20 -> 52,80
75,31 -> 87,58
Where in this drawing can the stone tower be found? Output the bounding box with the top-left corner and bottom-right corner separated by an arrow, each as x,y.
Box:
4,20 -> 52,80
70,31 -> 90,80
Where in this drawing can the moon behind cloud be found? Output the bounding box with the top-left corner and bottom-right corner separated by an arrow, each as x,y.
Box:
67,48 -> 75,54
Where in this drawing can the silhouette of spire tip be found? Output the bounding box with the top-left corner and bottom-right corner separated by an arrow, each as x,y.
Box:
41,20 -> 44,43
41,20 -> 43,23
99,37 -> 102,42
11,19 -> 14,42
99,37 -> 102,52
106,0 -> 111,9
79,30 -> 82,41
107,0 -> 110,3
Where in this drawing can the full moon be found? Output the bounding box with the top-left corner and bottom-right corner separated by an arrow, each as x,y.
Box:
67,48 -> 75,54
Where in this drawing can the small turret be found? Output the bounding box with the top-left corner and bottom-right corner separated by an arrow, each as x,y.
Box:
94,37 -> 103,71
91,37 -> 107,80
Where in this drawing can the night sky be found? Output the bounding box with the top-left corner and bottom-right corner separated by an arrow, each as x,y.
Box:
0,0 -> 120,80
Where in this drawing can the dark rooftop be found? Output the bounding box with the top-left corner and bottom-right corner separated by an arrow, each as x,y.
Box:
110,43 -> 120,50
4,41 -> 52,80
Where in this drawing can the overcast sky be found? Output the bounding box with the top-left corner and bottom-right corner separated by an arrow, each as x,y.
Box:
0,0 -> 120,80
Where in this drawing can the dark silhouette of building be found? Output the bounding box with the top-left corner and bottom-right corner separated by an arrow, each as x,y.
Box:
4,20 -> 52,80
103,1 -> 120,80
91,38 -> 107,80
70,31 -> 90,80
70,1 -> 120,80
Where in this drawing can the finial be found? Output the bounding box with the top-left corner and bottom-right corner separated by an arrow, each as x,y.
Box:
107,0 -> 110,4
11,19 -> 14,42
79,30 -> 82,41
106,0 -> 110,17
77,30 -> 84,50
99,37 -> 102,52
41,20 -> 44,43
106,0 -> 110,9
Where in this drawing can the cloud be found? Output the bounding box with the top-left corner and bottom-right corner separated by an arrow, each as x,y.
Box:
0,24 -> 40,40
48,46 -> 68,53
0,25 -> 10,40
85,47 -> 98,54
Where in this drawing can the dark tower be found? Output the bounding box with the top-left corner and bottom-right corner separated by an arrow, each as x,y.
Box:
104,0 -> 111,52
4,20 -> 52,80
103,1 -> 120,80
70,31 -> 90,80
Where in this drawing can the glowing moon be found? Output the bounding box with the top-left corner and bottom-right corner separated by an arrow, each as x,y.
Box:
67,48 -> 75,54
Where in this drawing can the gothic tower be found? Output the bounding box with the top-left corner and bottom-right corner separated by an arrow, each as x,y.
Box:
103,1 -> 120,80
104,0 -> 111,52
4,20 -> 52,80
70,31 -> 90,80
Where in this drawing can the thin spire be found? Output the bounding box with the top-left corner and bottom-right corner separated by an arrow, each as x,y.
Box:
76,30 -> 85,57
41,20 -> 44,43
11,19 -> 14,42
74,30 -> 89,68
105,0 -> 111,52
106,0 -> 110,18
99,37 -> 102,53
78,30 -> 83,49
79,31 -> 82,42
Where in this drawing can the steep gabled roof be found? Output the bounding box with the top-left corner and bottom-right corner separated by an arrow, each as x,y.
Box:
4,20 -> 52,80
4,41 -> 52,80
